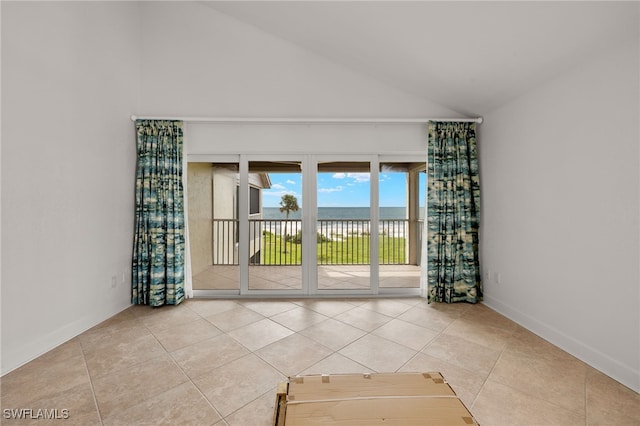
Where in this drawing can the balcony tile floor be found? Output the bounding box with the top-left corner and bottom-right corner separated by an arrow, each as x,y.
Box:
2,299 -> 639,425
193,264 -> 421,290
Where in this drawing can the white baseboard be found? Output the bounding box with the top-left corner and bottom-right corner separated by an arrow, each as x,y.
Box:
1,302 -> 131,377
483,295 -> 639,393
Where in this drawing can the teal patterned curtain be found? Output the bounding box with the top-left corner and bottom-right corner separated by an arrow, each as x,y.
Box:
427,121 -> 482,303
132,120 -> 185,307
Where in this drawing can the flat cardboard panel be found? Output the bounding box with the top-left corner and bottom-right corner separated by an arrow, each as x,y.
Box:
287,373 -> 455,402
278,373 -> 478,426
285,397 -> 476,425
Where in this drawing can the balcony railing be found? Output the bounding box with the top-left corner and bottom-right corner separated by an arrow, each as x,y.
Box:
257,219 -> 303,266
212,219 -> 238,265
212,219 -> 423,266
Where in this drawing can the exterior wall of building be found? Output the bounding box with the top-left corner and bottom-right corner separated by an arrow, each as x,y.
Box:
189,164 -> 266,268
187,163 -> 213,276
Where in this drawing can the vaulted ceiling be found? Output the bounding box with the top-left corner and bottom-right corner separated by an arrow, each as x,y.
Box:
204,1 -> 638,116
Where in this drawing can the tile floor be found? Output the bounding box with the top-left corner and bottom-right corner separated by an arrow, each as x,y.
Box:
1,298 -> 639,425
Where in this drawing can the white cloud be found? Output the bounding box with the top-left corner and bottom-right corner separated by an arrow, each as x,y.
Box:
286,179 -> 296,185
347,173 -> 370,182
331,172 -> 369,182
263,190 -> 298,197
270,183 -> 286,190
318,186 -> 344,193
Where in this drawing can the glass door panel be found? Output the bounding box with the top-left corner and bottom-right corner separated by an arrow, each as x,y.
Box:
248,161 -> 303,291
188,162 -> 240,290
378,162 -> 423,289
316,161 -> 371,290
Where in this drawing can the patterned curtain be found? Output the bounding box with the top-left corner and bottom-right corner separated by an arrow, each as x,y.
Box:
132,120 -> 185,307
426,121 -> 482,303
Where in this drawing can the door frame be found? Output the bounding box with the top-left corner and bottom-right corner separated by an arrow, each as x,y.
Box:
241,154 -> 309,297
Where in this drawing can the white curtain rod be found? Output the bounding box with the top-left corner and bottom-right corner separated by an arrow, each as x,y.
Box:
130,115 -> 483,124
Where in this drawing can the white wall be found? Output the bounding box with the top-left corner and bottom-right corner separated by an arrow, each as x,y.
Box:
139,1 -> 461,119
480,38 -> 640,392
1,2 -> 141,374
187,123 -> 429,156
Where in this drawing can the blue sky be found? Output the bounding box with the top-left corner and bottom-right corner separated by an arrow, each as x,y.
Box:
262,172 -> 426,208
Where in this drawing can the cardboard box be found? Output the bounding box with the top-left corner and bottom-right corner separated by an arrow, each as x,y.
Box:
273,372 -> 479,425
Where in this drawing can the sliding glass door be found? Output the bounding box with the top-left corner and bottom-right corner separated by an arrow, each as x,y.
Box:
316,160 -> 373,292
189,154 -> 423,297
246,159 -> 303,293
378,162 -> 424,290
188,161 -> 240,292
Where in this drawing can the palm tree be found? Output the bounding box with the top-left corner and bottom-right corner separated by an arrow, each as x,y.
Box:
279,194 -> 299,253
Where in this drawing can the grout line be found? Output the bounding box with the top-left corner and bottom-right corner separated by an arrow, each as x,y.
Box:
584,365 -> 589,425
221,386 -> 279,424
78,339 -> 105,426
470,344 -> 504,409
163,306 -> 240,423
167,355 -> 225,423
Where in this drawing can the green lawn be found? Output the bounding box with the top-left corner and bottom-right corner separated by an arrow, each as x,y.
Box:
259,231 -> 407,265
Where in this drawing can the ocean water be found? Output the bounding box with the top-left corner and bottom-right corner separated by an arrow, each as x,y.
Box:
261,207 -> 425,237
263,207 -> 420,220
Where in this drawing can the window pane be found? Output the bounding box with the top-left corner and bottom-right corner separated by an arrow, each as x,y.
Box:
249,161 -> 303,290
317,162 -> 370,290
249,186 -> 260,214
189,162 -> 240,290
379,162 -> 422,289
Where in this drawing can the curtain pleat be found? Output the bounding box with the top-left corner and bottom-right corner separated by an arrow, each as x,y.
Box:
132,120 -> 185,306
426,121 -> 482,303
